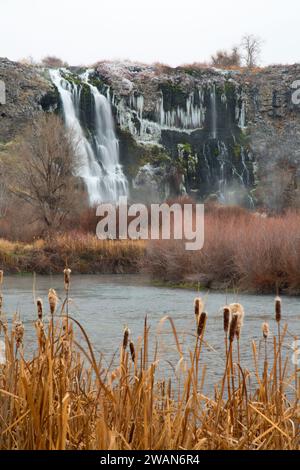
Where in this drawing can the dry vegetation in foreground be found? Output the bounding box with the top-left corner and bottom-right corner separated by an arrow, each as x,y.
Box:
146,207 -> 300,294
0,233 -> 145,274
0,270 -> 299,450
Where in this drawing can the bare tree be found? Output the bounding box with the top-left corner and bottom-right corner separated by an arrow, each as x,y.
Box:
211,47 -> 241,68
6,114 -> 80,232
42,56 -> 68,68
241,34 -> 262,68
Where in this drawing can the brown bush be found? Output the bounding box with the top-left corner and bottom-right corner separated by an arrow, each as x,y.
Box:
146,207 -> 300,294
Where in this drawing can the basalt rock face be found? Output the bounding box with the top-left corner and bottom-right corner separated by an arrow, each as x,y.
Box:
0,58 -> 56,143
92,62 -> 300,205
2,58 -> 300,206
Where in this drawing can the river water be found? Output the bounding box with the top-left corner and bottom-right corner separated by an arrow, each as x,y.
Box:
1,274 -> 300,393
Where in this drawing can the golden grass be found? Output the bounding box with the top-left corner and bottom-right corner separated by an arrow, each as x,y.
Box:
0,271 -> 300,450
0,234 -> 145,274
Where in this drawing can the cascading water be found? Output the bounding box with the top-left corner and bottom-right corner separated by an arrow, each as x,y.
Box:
210,84 -> 217,139
49,69 -> 128,205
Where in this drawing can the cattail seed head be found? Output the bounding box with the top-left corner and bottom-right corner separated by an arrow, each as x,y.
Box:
0,270 -> 3,285
129,341 -> 135,362
0,293 -> 3,312
275,296 -> 282,323
14,320 -> 24,348
235,314 -> 244,340
230,304 -> 244,340
64,268 -> 71,291
36,298 -> 43,320
194,297 -> 204,320
229,314 -> 238,343
197,312 -> 207,337
123,327 -> 130,350
262,322 -> 270,339
48,289 -> 58,315
223,307 -> 231,333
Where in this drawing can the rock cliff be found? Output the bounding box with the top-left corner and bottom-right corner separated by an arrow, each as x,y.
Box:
1,57 -> 300,206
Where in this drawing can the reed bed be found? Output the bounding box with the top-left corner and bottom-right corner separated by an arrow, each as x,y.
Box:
0,270 -> 300,450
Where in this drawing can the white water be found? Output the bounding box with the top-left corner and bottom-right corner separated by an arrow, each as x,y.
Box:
156,90 -> 205,130
49,69 -> 128,205
210,84 -> 217,139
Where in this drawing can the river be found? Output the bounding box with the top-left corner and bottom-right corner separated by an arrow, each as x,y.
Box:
1,274 -> 300,393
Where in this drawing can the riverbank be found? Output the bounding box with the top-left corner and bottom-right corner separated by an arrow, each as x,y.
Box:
0,234 -> 145,274
2,208 -> 300,294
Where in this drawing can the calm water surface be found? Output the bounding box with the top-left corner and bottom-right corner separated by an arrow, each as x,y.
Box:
2,274 -> 300,392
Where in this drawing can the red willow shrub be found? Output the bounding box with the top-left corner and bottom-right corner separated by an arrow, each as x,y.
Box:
146,207 -> 300,294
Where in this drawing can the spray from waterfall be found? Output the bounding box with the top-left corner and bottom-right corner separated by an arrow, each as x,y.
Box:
49,69 -> 128,205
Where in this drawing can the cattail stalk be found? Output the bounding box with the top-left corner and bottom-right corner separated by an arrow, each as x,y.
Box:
194,312 -> 207,388
223,307 -> 231,409
63,268 -> 71,332
48,289 -> 58,357
215,314 -> 238,434
275,296 -> 282,395
262,322 -> 269,402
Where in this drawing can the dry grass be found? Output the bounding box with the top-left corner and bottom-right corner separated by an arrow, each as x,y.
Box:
0,233 -> 145,274
0,271 -> 300,450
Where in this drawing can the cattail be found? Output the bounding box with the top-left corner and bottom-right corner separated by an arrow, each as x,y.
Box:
262,322 -> 270,339
64,268 -> 71,291
235,313 -> 244,339
14,320 -> 24,349
275,296 -> 282,323
197,312 -> 207,337
229,314 -> 238,343
223,307 -> 231,333
36,298 -> 43,320
129,341 -> 135,362
230,304 -> 244,339
0,293 -> 3,312
123,327 -> 130,350
0,270 -> 3,285
194,297 -> 204,320
48,289 -> 58,315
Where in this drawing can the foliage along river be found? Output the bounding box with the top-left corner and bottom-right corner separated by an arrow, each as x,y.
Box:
2,274 -> 300,394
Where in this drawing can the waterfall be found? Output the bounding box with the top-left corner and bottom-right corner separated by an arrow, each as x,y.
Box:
238,100 -> 246,130
156,91 -> 205,130
210,84 -> 217,139
49,69 -> 128,205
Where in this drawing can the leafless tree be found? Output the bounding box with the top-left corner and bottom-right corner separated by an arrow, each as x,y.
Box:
241,34 -> 263,68
211,47 -> 241,68
41,56 -> 68,68
6,114 -> 80,232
